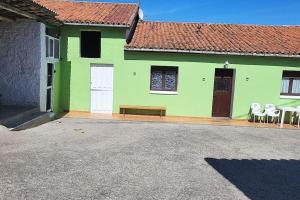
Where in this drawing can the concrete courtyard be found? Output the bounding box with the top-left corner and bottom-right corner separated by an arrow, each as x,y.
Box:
0,118 -> 300,200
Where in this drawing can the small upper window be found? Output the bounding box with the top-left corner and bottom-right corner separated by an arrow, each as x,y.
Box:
150,66 -> 178,92
80,31 -> 101,58
46,36 -> 59,59
281,71 -> 300,96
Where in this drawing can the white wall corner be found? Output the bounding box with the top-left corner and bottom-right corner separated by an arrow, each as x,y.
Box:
39,23 -> 47,112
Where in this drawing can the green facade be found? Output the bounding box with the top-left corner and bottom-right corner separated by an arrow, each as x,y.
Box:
54,25 -> 300,119
57,25 -> 127,112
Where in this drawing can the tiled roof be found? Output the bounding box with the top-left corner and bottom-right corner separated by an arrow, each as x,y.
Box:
34,0 -> 139,27
126,21 -> 300,57
0,0 -> 61,25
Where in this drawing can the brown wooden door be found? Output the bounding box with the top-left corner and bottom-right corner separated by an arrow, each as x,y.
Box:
212,69 -> 234,117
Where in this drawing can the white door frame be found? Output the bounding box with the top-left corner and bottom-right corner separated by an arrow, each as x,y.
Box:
46,62 -> 55,112
40,29 -> 60,112
90,64 -> 114,113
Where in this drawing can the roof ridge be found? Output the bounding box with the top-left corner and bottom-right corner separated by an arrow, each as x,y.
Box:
63,0 -> 138,5
140,20 -> 300,28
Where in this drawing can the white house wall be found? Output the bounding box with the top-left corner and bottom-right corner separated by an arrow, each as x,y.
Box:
0,19 -> 42,107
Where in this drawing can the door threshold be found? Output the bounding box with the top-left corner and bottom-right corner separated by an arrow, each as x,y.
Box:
212,117 -> 231,120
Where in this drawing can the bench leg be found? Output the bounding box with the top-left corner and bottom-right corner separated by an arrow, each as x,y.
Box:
160,109 -> 162,118
123,108 -> 126,117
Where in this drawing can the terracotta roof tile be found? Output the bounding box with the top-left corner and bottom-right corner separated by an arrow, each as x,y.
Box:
126,21 -> 300,57
34,0 -> 138,27
0,0 -> 61,25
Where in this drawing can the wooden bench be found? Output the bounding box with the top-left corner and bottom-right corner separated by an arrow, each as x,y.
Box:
120,105 -> 166,117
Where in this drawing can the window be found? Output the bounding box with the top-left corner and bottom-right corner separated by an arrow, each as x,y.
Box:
46,37 -> 49,57
46,35 -> 59,59
47,63 -> 53,87
80,31 -> 101,58
215,78 -> 230,91
281,71 -> 300,96
150,66 -> 178,92
54,39 -> 60,59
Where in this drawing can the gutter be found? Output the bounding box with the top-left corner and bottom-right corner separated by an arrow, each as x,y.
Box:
64,22 -> 130,28
124,47 -> 300,58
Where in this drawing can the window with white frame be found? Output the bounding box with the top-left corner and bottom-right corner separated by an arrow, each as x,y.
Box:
281,71 -> 300,96
46,35 -> 60,59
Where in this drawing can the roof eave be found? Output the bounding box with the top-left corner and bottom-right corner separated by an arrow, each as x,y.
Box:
64,22 -> 130,28
124,47 -> 300,58
0,0 -> 62,26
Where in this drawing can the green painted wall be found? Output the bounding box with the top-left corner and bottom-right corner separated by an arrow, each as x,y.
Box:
121,52 -> 300,119
53,62 -> 62,113
59,25 -> 127,112
57,25 -> 300,119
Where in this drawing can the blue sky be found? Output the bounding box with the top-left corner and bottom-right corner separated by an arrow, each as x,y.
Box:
80,0 -> 300,25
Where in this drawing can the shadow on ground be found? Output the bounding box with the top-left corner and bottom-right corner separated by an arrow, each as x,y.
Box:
205,158 -> 300,200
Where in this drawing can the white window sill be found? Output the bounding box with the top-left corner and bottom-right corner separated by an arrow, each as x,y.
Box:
46,57 -> 60,62
150,91 -> 178,95
280,95 -> 300,100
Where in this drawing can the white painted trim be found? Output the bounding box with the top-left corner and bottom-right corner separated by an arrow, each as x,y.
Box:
150,91 -> 178,95
40,32 -> 60,112
64,22 -> 129,28
280,95 -> 300,100
125,47 -> 300,58
40,23 -> 47,112
46,63 -> 55,112
229,69 -> 236,118
46,35 -> 60,60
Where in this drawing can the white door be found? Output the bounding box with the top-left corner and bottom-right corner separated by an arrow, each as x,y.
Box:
90,65 -> 114,113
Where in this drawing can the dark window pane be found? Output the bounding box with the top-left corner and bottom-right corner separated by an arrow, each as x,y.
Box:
49,39 -> 54,57
81,31 -> 101,58
54,39 -> 59,59
46,37 -> 49,57
47,63 -> 53,87
283,71 -> 300,78
165,71 -> 177,90
151,71 -> 163,90
215,78 -> 229,91
46,88 -> 52,111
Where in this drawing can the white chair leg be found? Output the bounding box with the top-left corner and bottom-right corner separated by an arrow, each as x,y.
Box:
290,115 -> 294,125
298,117 -> 300,128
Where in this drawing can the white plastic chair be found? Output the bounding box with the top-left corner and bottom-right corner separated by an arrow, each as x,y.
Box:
265,104 -> 280,124
251,103 -> 266,123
